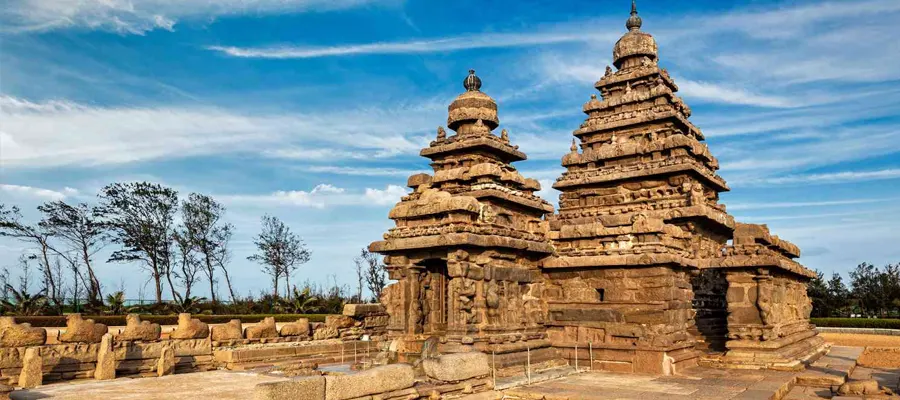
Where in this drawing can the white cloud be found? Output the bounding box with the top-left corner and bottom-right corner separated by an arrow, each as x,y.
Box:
208,31 -> 617,59
0,95 -> 436,168
364,185 -> 408,206
1,0 -> 394,35
0,184 -> 75,201
310,184 -> 344,194
738,169 -> 900,187
728,198 -> 894,211
302,166 -> 426,177
675,79 -> 795,109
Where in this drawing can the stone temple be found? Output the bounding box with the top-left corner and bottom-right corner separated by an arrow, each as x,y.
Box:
370,2 -> 825,375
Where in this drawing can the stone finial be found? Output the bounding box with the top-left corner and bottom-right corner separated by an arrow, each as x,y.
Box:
18,347 -> 42,388
436,126 -> 446,140
570,139 -> 578,153
605,65 -> 613,76
94,333 -> 116,380
463,69 -> 482,91
500,128 -> 509,143
626,0 -> 642,31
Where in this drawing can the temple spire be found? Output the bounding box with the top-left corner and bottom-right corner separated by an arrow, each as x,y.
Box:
463,69 -> 482,92
626,0 -> 642,31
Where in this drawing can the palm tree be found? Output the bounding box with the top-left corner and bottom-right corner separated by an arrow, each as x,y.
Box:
282,287 -> 321,314
1,285 -> 48,316
105,291 -> 126,315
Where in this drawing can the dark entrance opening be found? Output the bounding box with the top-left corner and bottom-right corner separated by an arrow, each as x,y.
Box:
691,269 -> 729,353
419,259 -> 450,334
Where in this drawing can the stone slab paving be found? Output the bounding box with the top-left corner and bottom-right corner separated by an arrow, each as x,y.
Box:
796,346 -> 864,388
9,370 -> 288,400
503,366 -> 798,400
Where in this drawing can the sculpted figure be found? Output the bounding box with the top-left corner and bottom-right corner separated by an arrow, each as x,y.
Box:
500,128 -> 509,143
690,183 -> 705,206
169,313 -> 209,339
59,314 -> 107,343
604,65 -> 613,77
116,314 -> 161,342
211,319 -> 243,341
0,317 -> 46,347
244,317 -> 278,339
437,126 -> 446,140
486,280 -> 500,324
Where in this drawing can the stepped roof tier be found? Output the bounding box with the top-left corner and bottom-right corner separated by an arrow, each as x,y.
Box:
370,70 -> 554,256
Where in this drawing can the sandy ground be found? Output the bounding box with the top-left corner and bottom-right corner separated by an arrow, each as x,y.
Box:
820,333 -> 900,368
820,332 -> 900,347
10,371 -> 287,400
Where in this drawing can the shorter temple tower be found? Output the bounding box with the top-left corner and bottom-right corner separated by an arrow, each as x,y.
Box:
370,71 -> 557,370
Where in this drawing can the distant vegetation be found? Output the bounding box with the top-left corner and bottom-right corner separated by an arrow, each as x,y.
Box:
0,181 -> 387,317
808,262 -> 900,318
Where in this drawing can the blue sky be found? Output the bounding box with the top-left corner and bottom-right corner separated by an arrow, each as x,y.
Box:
1,0 -> 899,299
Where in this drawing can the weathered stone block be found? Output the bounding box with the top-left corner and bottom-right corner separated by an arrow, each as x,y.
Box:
58,314 -> 107,343
324,315 -> 355,330
157,346 -> 175,377
423,352 -> 491,382
324,364 -> 414,400
313,327 -> 338,340
211,320 -> 243,341
254,376 -> 325,400
279,318 -> 310,337
94,333 -> 115,380
18,347 -> 41,388
342,304 -> 385,317
245,317 -> 278,339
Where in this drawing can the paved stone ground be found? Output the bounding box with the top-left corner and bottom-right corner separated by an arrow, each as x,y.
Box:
10,371 -> 288,400
503,367 -> 798,400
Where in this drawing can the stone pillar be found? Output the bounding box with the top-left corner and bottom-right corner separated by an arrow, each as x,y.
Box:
157,346 -> 175,377
18,347 -> 42,388
407,269 -> 423,335
95,333 -> 116,380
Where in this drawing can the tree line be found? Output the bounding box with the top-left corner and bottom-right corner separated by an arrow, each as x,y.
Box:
808,262 -> 900,318
0,181 -> 387,316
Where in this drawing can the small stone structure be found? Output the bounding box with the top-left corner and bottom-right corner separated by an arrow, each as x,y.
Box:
211,319 -> 244,341
18,347 -> 42,388
280,318 -> 311,337
245,317 -> 279,339
157,346 -> 175,377
370,2 -> 822,374
94,333 -> 116,380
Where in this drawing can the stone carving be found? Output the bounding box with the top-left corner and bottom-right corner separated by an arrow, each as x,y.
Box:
279,318 -> 310,337
169,313 -> 209,340
244,317 -> 278,339
116,314 -> 161,341
437,126 -> 446,140
211,319 -> 243,341
58,314 -> 107,343
0,317 -> 46,347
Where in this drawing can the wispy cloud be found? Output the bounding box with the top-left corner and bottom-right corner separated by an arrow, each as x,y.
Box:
0,184 -> 78,201
0,95 -> 434,168
728,198 -> 894,211
1,0 -> 394,35
221,183 -> 406,209
737,169 -> 900,187
301,166 -> 426,177
208,31 -> 617,59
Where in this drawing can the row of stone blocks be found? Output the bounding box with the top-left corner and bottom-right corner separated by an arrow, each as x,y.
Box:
255,352 -> 493,400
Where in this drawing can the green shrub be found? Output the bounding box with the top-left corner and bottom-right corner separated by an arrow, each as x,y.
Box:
14,314 -> 329,327
812,318 -> 900,329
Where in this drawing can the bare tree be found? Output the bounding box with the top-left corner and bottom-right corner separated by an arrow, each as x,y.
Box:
0,204 -> 64,308
98,182 -> 179,304
37,201 -> 107,306
360,249 -> 387,302
353,250 -> 365,303
173,230 -> 202,301
180,193 -> 233,303
247,215 -> 311,298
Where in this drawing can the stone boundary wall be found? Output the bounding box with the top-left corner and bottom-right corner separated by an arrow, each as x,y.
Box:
0,304 -> 388,387
816,327 -> 900,336
254,352 -> 493,400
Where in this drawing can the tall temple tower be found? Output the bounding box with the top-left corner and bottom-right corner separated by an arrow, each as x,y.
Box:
370,71 -> 557,368
372,2 -> 824,376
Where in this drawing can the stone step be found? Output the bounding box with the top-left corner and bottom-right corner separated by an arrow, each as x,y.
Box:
795,346 -> 864,388
495,366 -> 580,391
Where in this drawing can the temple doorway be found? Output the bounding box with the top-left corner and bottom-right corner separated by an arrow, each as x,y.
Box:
691,269 -> 729,353
419,259 -> 450,334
